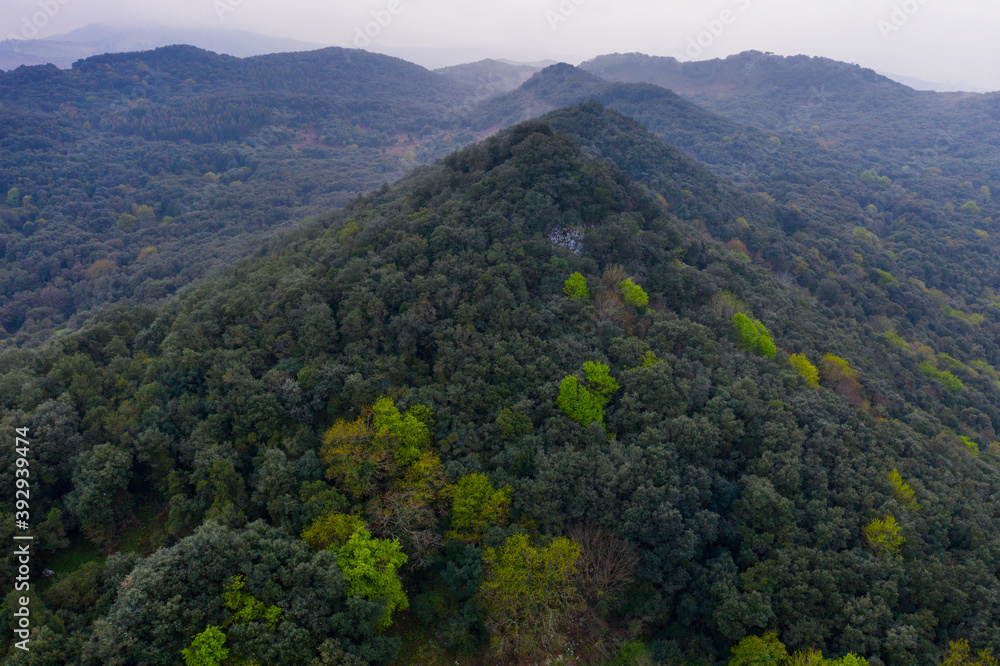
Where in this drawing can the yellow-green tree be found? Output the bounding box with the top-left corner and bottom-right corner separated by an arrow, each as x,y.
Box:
863,514 -> 904,557
620,278 -> 649,308
320,410 -> 390,500
301,511 -> 366,550
564,272 -> 590,299
479,533 -> 582,659
961,436 -> 980,457
321,399 -> 434,499
335,527 -> 409,629
448,472 -> 511,542
940,639 -> 999,665
789,354 -> 819,387
372,397 -> 432,466
821,354 -> 860,387
821,354 -> 866,405
888,469 -> 920,512
729,631 -> 789,665
787,649 -> 870,665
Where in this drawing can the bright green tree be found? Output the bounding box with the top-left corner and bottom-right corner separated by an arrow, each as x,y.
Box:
920,363 -> 964,392
448,472 -> 511,541
961,436 -> 981,457
789,354 -> 819,387
564,272 -> 590,299
733,313 -> 777,358
619,278 -> 649,308
583,361 -> 621,406
222,575 -> 282,630
335,527 -> 408,629
181,626 -> 229,666
863,514 -> 904,557
6,187 -> 20,208
609,640 -> 655,665
372,397 -> 432,465
556,375 -> 605,427
729,631 -> 789,665
556,362 -> 620,428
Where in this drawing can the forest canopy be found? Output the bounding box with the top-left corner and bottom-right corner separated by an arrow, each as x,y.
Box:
2,51 -> 1000,665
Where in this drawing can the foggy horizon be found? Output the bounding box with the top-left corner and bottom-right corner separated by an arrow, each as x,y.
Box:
1,0 -> 997,92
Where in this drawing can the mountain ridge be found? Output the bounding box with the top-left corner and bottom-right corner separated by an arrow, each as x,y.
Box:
4,102 -> 1000,663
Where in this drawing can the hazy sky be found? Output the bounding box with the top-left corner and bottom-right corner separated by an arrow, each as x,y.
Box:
2,0 -> 997,90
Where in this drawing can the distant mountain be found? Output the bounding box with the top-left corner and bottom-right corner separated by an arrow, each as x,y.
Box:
0,45 -> 480,345
367,45 -> 575,70
470,63 -> 824,186
580,51 -> 915,130
0,24 -> 327,71
580,52 -> 1000,158
876,69 -> 990,93
435,59 -> 542,98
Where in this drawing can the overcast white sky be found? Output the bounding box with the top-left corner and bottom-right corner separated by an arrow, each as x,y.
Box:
2,0 -> 998,90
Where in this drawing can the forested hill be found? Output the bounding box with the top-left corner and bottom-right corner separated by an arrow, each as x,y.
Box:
0,45 -> 482,348
480,67 -> 1000,433
0,44 -> 472,109
471,62 -> 868,187
581,51 -> 1000,164
3,104 -> 1000,665
434,58 -> 542,97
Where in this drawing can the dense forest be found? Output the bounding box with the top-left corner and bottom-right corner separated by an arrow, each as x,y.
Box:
0,46 -> 491,348
3,46 -> 1000,665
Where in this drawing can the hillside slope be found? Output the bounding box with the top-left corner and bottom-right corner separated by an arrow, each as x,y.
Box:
0,46 -> 480,347
2,106 -> 999,664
